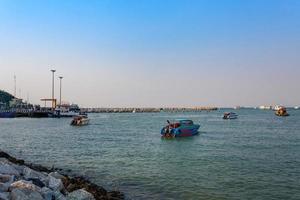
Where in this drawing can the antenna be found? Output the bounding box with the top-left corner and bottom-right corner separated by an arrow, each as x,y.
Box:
14,75 -> 16,97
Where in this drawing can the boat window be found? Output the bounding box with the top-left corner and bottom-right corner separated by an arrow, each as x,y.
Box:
180,120 -> 193,125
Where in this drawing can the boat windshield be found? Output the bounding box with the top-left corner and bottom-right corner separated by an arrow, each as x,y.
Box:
179,120 -> 193,125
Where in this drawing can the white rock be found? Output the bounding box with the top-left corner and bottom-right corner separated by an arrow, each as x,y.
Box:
0,164 -> 19,176
48,175 -> 64,191
10,188 -> 43,200
10,180 -> 41,193
67,189 -> 95,200
0,174 -> 14,192
0,192 -> 9,200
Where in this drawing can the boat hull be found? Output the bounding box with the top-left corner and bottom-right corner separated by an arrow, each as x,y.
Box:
0,112 -> 16,118
275,113 -> 289,117
71,118 -> 90,126
161,125 -> 200,137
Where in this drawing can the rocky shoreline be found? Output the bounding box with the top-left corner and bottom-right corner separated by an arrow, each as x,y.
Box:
0,150 -> 124,200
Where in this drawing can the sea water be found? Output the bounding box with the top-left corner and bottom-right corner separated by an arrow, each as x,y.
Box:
1,109 -> 300,200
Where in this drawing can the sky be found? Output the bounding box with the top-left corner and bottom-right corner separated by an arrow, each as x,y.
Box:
0,0 -> 300,107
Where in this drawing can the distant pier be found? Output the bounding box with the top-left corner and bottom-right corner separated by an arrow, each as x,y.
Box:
81,107 -> 218,113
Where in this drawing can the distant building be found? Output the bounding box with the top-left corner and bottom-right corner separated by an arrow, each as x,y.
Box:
9,98 -> 33,109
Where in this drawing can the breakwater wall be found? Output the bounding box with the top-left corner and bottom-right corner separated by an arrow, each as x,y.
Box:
81,107 -> 218,113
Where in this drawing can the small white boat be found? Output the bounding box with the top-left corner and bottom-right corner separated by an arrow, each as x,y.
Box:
70,115 -> 89,126
295,106 -> 299,110
223,112 -> 238,119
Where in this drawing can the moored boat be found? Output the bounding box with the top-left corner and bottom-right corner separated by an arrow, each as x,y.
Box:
275,107 -> 289,117
161,119 -> 200,138
0,111 -> 16,118
223,112 -> 238,119
70,115 -> 90,126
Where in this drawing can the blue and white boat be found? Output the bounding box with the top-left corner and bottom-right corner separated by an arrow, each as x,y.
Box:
161,119 -> 200,138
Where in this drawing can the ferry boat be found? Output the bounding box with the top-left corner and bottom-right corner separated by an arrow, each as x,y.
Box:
275,107 -> 289,117
70,114 -> 89,126
223,112 -> 238,119
161,119 -> 200,138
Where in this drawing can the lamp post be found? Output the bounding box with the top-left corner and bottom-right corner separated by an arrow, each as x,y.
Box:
59,76 -> 63,107
50,69 -> 56,110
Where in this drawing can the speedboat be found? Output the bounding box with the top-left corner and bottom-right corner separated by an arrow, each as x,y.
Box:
275,107 -> 289,117
274,105 -> 284,111
70,115 -> 89,126
223,112 -> 238,119
161,119 -> 200,138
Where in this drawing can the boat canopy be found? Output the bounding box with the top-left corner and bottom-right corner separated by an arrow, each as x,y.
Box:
176,119 -> 194,125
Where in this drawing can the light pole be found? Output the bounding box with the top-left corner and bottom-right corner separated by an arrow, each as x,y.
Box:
59,76 -> 63,107
50,69 -> 56,110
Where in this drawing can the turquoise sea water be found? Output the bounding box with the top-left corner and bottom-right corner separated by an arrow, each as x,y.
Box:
0,109 -> 300,200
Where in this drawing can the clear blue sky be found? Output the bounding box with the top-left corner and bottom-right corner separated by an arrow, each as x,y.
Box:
0,0 -> 299,107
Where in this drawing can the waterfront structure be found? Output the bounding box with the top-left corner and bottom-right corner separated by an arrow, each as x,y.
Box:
50,69 -> 56,110
59,76 -> 63,107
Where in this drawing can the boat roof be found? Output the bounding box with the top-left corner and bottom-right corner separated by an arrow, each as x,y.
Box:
175,119 -> 194,123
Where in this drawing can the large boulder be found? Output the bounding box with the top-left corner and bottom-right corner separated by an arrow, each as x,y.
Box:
0,192 -> 9,200
23,167 -> 48,185
9,180 -> 42,193
49,171 -> 65,180
0,174 -> 14,192
0,164 -> 19,176
67,189 -> 95,200
53,189 -> 67,200
48,175 -> 64,191
41,187 -> 55,200
0,158 -> 24,176
10,188 -> 43,200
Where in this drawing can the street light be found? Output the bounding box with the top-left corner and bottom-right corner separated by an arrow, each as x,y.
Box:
50,69 -> 56,110
59,76 -> 63,107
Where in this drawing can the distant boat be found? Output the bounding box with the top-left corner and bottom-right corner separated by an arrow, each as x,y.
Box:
259,105 -> 272,110
223,112 -> 238,119
275,107 -> 289,117
132,109 -> 136,113
295,106 -> 299,110
161,119 -> 200,138
57,104 -> 81,117
70,114 -> 90,126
